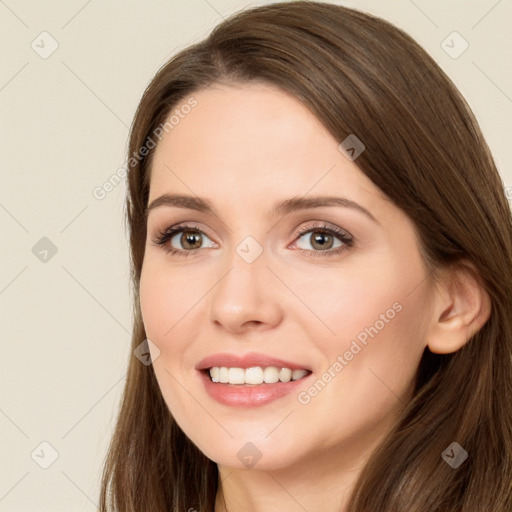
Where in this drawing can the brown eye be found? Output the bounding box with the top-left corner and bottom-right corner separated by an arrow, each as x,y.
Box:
308,231 -> 335,251
296,228 -> 343,252
152,224 -> 216,255
292,224 -> 354,258
180,230 -> 203,250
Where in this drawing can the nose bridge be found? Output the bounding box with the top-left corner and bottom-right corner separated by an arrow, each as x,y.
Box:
208,234 -> 282,330
216,234 -> 268,304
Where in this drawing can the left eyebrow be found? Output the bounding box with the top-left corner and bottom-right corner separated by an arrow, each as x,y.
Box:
145,193 -> 380,225
271,195 -> 379,225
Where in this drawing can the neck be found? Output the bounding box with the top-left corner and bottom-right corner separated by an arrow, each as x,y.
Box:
213,430 -> 386,512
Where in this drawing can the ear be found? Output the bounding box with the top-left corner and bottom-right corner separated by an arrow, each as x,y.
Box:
425,261 -> 492,354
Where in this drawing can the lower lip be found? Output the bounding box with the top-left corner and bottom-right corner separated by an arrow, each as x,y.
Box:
198,370 -> 313,408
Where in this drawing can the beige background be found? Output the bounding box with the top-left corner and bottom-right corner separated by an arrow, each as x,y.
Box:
1,0 -> 511,510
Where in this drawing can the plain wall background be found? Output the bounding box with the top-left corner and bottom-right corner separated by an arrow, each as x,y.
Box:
1,0 -> 511,510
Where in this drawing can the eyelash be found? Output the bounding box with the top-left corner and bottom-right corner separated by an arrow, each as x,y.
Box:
151,223 -> 354,258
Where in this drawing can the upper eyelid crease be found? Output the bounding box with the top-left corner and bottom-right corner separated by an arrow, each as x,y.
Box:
158,221 -> 350,240
153,222 -> 353,259
145,193 -> 380,226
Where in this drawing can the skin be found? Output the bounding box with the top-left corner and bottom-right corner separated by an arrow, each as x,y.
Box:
139,82 -> 491,512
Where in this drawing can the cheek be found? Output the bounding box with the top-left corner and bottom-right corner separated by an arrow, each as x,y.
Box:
139,261 -> 189,335
290,265 -> 403,342
139,265 -> 165,339
295,256 -> 427,378
139,261 -> 208,372
139,264 -> 191,412
308,246 -> 428,346
300,277 -> 426,438
139,262 -> 184,348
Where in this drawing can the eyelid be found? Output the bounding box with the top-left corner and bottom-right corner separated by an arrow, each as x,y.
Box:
151,220 -> 354,257
152,221 -> 215,241
152,219 -> 349,240
150,222 -> 217,251
293,220 -> 351,237
289,222 -> 354,255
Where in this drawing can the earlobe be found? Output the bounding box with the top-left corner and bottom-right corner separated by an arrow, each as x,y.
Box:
425,262 -> 492,355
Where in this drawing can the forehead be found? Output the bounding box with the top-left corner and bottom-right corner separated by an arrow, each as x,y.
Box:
153,82 -> 331,166
148,82 -> 386,211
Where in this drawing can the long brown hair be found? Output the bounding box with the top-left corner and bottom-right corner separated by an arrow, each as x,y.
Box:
99,2 -> 512,510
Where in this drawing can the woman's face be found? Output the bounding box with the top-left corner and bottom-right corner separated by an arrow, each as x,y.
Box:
140,82 -> 435,471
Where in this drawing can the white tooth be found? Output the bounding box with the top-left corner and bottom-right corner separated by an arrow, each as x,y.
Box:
263,366 -> 280,384
245,367 -> 264,384
208,366 -> 308,384
209,367 -> 220,382
228,367 -> 245,384
219,367 -> 229,383
291,369 -> 307,381
279,368 -> 292,383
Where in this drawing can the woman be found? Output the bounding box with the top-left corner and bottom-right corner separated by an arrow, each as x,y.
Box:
99,2 -> 512,511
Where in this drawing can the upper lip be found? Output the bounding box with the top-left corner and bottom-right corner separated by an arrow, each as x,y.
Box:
196,352 -> 312,371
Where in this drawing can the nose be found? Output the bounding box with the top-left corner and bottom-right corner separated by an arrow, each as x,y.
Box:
208,246 -> 284,334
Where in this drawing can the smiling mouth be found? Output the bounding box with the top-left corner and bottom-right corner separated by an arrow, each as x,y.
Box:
201,367 -> 312,386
